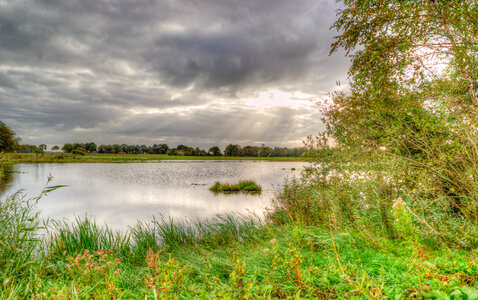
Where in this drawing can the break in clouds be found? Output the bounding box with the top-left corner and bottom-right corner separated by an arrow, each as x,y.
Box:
0,0 -> 349,148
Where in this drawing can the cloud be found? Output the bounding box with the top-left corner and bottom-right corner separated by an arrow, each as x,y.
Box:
0,0 -> 348,147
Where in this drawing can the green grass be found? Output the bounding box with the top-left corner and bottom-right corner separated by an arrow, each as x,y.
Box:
3,204 -> 478,298
0,152 -> 309,163
3,165 -> 478,298
209,180 -> 262,193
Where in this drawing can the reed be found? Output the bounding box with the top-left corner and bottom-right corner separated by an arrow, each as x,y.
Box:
47,217 -> 131,260
0,190 -> 43,292
44,213 -> 265,260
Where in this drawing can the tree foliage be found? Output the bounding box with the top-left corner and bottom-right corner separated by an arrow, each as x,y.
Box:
325,0 -> 478,215
0,121 -> 18,153
327,0 -> 478,151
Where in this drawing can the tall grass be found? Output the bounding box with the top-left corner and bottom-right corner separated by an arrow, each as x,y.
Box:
45,213 -> 266,263
47,217 -> 131,260
0,191 -> 42,276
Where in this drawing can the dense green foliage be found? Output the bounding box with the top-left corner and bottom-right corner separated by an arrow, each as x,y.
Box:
15,144 -> 44,154
209,180 -> 262,193
0,122 -> 18,153
324,0 -> 478,225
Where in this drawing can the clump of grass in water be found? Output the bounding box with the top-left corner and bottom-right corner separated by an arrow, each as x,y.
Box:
209,180 -> 262,193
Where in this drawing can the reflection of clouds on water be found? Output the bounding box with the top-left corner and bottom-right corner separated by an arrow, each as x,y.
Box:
4,161 -> 308,230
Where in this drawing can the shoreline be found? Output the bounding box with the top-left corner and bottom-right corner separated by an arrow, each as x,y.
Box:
0,153 -> 311,164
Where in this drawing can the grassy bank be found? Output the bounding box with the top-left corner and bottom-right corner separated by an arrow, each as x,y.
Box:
0,153 -> 309,164
2,170 -> 478,299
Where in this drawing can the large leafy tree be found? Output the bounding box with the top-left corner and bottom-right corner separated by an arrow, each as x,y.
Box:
208,146 -> 222,156
327,0 -> 478,151
0,121 -> 19,152
326,0 -> 478,209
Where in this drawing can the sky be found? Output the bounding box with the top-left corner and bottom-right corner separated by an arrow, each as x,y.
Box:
0,0 -> 349,149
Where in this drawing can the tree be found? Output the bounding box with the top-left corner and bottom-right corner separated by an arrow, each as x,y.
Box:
327,0 -> 478,151
51,145 -> 60,151
62,144 -> 74,153
208,146 -> 222,156
0,121 -> 18,152
242,146 -> 259,157
326,0 -> 478,212
84,142 -> 97,153
224,144 -> 241,156
112,144 -> 122,154
39,144 -> 47,151
158,144 -> 169,154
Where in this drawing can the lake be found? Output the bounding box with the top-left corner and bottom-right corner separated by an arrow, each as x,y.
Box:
1,161 -> 308,230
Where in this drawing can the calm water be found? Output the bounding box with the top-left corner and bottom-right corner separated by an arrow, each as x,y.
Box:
2,161 -> 308,230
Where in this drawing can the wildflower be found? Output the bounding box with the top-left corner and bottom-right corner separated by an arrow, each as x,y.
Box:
263,248 -> 270,254
392,197 -> 405,209
270,238 -> 276,245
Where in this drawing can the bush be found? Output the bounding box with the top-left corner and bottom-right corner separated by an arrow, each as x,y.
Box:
72,149 -> 85,156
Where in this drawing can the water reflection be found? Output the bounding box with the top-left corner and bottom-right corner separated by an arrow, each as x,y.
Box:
0,164 -> 14,193
2,161 -> 308,230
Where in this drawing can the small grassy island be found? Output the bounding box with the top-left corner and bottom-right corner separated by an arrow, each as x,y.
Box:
209,180 -> 262,193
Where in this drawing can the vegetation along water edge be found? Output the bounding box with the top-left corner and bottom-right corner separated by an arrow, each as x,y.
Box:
209,180 -> 262,193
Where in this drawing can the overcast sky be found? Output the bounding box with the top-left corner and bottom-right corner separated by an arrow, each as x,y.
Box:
0,0 -> 349,148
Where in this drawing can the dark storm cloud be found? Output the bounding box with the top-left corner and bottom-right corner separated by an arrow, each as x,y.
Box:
0,0 -> 348,146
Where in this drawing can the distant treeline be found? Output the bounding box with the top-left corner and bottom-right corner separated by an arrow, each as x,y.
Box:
60,142 -> 307,157
0,121 -> 308,157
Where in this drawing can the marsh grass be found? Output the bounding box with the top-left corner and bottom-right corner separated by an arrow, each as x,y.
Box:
47,217 -> 131,260
209,180 -> 262,193
0,191 -> 42,281
47,213 -> 265,258
2,184 -> 478,298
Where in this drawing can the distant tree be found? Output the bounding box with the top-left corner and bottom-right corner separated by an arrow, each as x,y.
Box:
176,144 -> 194,156
0,121 -> 18,152
32,146 -> 44,154
242,145 -> 259,157
140,145 -> 151,154
121,144 -> 128,153
84,142 -> 97,153
17,144 -> 43,154
112,144 -> 122,154
224,144 -> 241,156
39,144 -> 47,151
259,144 -> 273,157
156,144 -> 169,154
51,145 -> 60,151
62,143 -> 74,153
104,145 -> 114,153
208,146 -> 222,156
